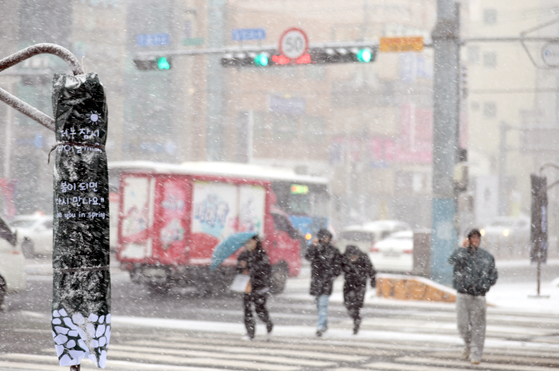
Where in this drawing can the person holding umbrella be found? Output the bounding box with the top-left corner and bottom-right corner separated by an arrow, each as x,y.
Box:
305,228 -> 342,337
341,245 -> 376,335
237,235 -> 274,341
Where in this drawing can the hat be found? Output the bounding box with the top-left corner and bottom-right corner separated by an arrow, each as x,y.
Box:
345,245 -> 360,256
317,228 -> 332,240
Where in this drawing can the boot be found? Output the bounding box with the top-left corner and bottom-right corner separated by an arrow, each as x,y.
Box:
353,318 -> 361,335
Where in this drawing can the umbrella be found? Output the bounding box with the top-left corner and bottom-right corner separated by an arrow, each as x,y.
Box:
209,231 -> 256,271
51,73 -> 110,369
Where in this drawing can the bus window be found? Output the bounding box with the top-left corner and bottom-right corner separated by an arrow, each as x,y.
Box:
272,213 -> 300,239
288,194 -> 311,216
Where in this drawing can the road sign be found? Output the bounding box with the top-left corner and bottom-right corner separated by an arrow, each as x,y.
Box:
136,33 -> 170,47
379,36 -> 423,52
279,28 -> 309,60
232,28 -> 266,41
542,42 -> 559,67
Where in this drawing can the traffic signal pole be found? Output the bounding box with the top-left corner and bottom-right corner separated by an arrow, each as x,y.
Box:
205,0 -> 227,161
430,0 -> 461,284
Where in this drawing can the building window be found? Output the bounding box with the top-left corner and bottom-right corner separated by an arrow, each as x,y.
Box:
271,113 -> 298,141
483,9 -> 497,25
483,51 -> 497,68
302,116 -> 326,143
467,46 -> 480,65
483,102 -> 497,118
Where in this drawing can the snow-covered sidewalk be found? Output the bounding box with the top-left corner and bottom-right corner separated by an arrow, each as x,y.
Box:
288,259 -> 559,315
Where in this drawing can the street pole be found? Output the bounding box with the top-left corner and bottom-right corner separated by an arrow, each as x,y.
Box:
247,110 -> 253,163
430,0 -> 461,284
206,0 -> 227,161
498,121 -> 508,216
3,89 -> 13,179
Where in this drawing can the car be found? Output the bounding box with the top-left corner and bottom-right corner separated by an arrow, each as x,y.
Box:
10,214 -> 53,257
369,230 -> 414,273
480,216 -> 531,257
337,220 -> 411,254
0,216 -> 26,308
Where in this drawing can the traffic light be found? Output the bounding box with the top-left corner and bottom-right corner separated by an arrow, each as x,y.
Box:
220,45 -> 377,67
310,47 -> 376,64
357,48 -> 373,63
157,56 -> 171,70
254,53 -> 269,66
221,50 -> 275,67
134,56 -> 173,71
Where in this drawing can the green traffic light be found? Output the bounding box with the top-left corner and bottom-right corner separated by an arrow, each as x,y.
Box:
254,53 -> 269,67
157,57 -> 170,70
356,48 -> 372,63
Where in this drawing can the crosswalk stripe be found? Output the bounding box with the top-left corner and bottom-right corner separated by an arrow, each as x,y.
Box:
113,315 -> 559,352
363,361 -> 473,371
0,353 -> 226,371
427,352 -> 559,366
398,357 -> 558,371
0,360 -> 61,371
126,340 -> 368,362
469,354 -> 559,367
158,336 -> 450,357
430,350 -> 559,360
105,349 -> 299,371
343,318 -> 553,337
108,344 -> 335,367
160,333 -> 450,353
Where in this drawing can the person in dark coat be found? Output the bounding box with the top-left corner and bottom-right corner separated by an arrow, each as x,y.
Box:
448,229 -> 498,365
304,228 -> 342,337
237,235 -> 274,341
342,245 -> 376,334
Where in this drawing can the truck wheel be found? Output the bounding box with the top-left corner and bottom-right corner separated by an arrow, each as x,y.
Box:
270,264 -> 288,295
22,239 -> 35,258
0,277 -> 6,309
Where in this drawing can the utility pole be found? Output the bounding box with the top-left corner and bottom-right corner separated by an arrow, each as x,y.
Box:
430,0 -> 461,284
206,0 -> 227,161
498,121 -> 512,216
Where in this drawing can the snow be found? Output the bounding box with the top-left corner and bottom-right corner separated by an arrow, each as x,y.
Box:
107,160 -> 328,184
285,259 -> 559,315
112,315 -> 559,352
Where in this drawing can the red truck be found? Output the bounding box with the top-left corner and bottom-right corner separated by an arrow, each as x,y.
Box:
116,163 -> 302,295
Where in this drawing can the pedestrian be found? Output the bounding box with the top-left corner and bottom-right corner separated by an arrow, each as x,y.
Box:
237,235 -> 274,341
304,228 -> 342,337
341,245 -> 376,335
448,228 -> 498,365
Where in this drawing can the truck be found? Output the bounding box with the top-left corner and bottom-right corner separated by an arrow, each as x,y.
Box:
116,163 -> 303,295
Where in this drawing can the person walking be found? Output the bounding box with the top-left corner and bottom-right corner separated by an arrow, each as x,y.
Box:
341,245 -> 376,334
304,228 -> 342,337
449,229 -> 498,365
237,235 -> 274,341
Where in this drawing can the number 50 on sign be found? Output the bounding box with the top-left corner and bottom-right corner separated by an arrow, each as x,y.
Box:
279,28 -> 309,60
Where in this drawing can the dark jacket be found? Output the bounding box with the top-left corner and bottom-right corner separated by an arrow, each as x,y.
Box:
448,246 -> 498,296
342,246 -> 376,308
305,242 -> 342,296
237,247 -> 271,293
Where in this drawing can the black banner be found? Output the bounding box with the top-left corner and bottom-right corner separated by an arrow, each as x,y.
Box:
51,73 -> 110,368
530,174 -> 548,264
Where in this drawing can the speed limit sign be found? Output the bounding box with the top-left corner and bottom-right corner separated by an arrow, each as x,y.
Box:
279,28 -> 309,60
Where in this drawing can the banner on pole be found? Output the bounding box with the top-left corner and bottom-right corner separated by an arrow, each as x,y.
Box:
51,73 -> 110,368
